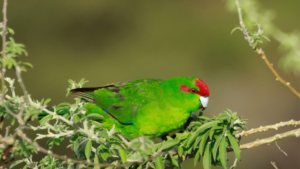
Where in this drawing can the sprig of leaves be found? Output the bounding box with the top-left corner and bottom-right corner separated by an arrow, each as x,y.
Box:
231,24 -> 270,49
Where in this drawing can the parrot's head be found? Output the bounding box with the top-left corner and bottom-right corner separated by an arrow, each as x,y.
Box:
179,78 -> 210,111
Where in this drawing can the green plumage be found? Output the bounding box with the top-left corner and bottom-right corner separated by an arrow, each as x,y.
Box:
71,77 -> 204,139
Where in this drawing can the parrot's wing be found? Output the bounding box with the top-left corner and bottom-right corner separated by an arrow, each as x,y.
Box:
71,79 -> 162,124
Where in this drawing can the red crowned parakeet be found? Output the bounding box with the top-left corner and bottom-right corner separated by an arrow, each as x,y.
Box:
70,77 -> 210,139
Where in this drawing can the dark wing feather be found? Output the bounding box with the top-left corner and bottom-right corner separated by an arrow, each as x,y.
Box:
70,81 -> 129,102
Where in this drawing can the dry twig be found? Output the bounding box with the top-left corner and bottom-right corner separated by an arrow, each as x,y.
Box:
236,119 -> 300,137
271,161 -> 279,169
239,128 -> 300,150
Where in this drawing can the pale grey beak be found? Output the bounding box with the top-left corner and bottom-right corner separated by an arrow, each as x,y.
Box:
200,96 -> 209,109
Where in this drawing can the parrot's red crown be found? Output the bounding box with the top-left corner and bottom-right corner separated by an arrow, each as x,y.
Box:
179,79 -> 210,96
195,79 -> 210,96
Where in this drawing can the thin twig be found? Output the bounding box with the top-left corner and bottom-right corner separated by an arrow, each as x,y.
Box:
239,128 -> 300,150
15,67 -> 30,105
236,119 -> 300,137
0,116 -> 4,137
232,157 -> 238,168
271,161 -> 279,169
275,141 -> 288,156
255,48 -> 300,98
235,0 -> 252,47
1,0 -> 7,94
5,126 -> 10,138
235,0 -> 300,99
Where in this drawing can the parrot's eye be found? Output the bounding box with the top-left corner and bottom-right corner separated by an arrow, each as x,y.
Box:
191,88 -> 197,94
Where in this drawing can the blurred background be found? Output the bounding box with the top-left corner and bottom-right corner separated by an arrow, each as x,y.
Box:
3,0 -> 300,168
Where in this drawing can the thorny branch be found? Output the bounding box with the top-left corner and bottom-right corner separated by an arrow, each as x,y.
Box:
235,0 -> 300,99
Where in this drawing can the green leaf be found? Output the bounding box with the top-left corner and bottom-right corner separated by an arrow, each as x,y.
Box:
73,115 -> 80,123
194,149 -> 201,166
98,131 -> 109,140
55,137 -> 64,146
94,155 -> 99,169
212,132 -> 224,161
11,116 -> 15,125
45,138 -> 54,148
155,156 -> 164,169
85,140 -> 92,160
199,131 -> 210,155
227,132 -> 240,161
99,144 -> 110,161
169,153 -> 179,167
188,121 -> 220,147
22,62 -> 33,68
4,58 -> 17,69
203,143 -> 211,169
219,136 -> 227,169
193,135 -> 203,149
160,138 -> 182,150
230,27 -> 241,34
87,113 -> 104,120
9,159 -> 24,169
209,129 -> 215,140
118,148 -> 127,164
44,98 -> 51,106
91,121 -> 102,128
178,146 -> 183,157
7,28 -> 15,35
39,115 -> 52,126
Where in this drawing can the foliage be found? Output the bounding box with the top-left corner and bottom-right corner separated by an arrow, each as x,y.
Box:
1,74 -> 247,168
0,2 -> 248,169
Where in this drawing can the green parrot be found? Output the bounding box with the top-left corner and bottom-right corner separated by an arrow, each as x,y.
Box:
69,77 -> 210,139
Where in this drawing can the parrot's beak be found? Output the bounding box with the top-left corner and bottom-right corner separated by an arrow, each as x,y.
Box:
200,96 -> 209,110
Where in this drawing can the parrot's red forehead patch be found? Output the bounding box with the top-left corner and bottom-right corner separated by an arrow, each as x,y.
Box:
179,79 -> 210,96
195,79 -> 210,96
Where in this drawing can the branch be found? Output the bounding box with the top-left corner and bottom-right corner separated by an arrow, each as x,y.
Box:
15,67 -> 30,105
235,0 -> 300,99
17,128 -> 174,168
255,48 -> 300,98
236,119 -> 300,137
0,0 -> 7,94
271,161 -> 279,169
239,128 -> 300,150
0,116 -> 4,137
0,0 -> 8,139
